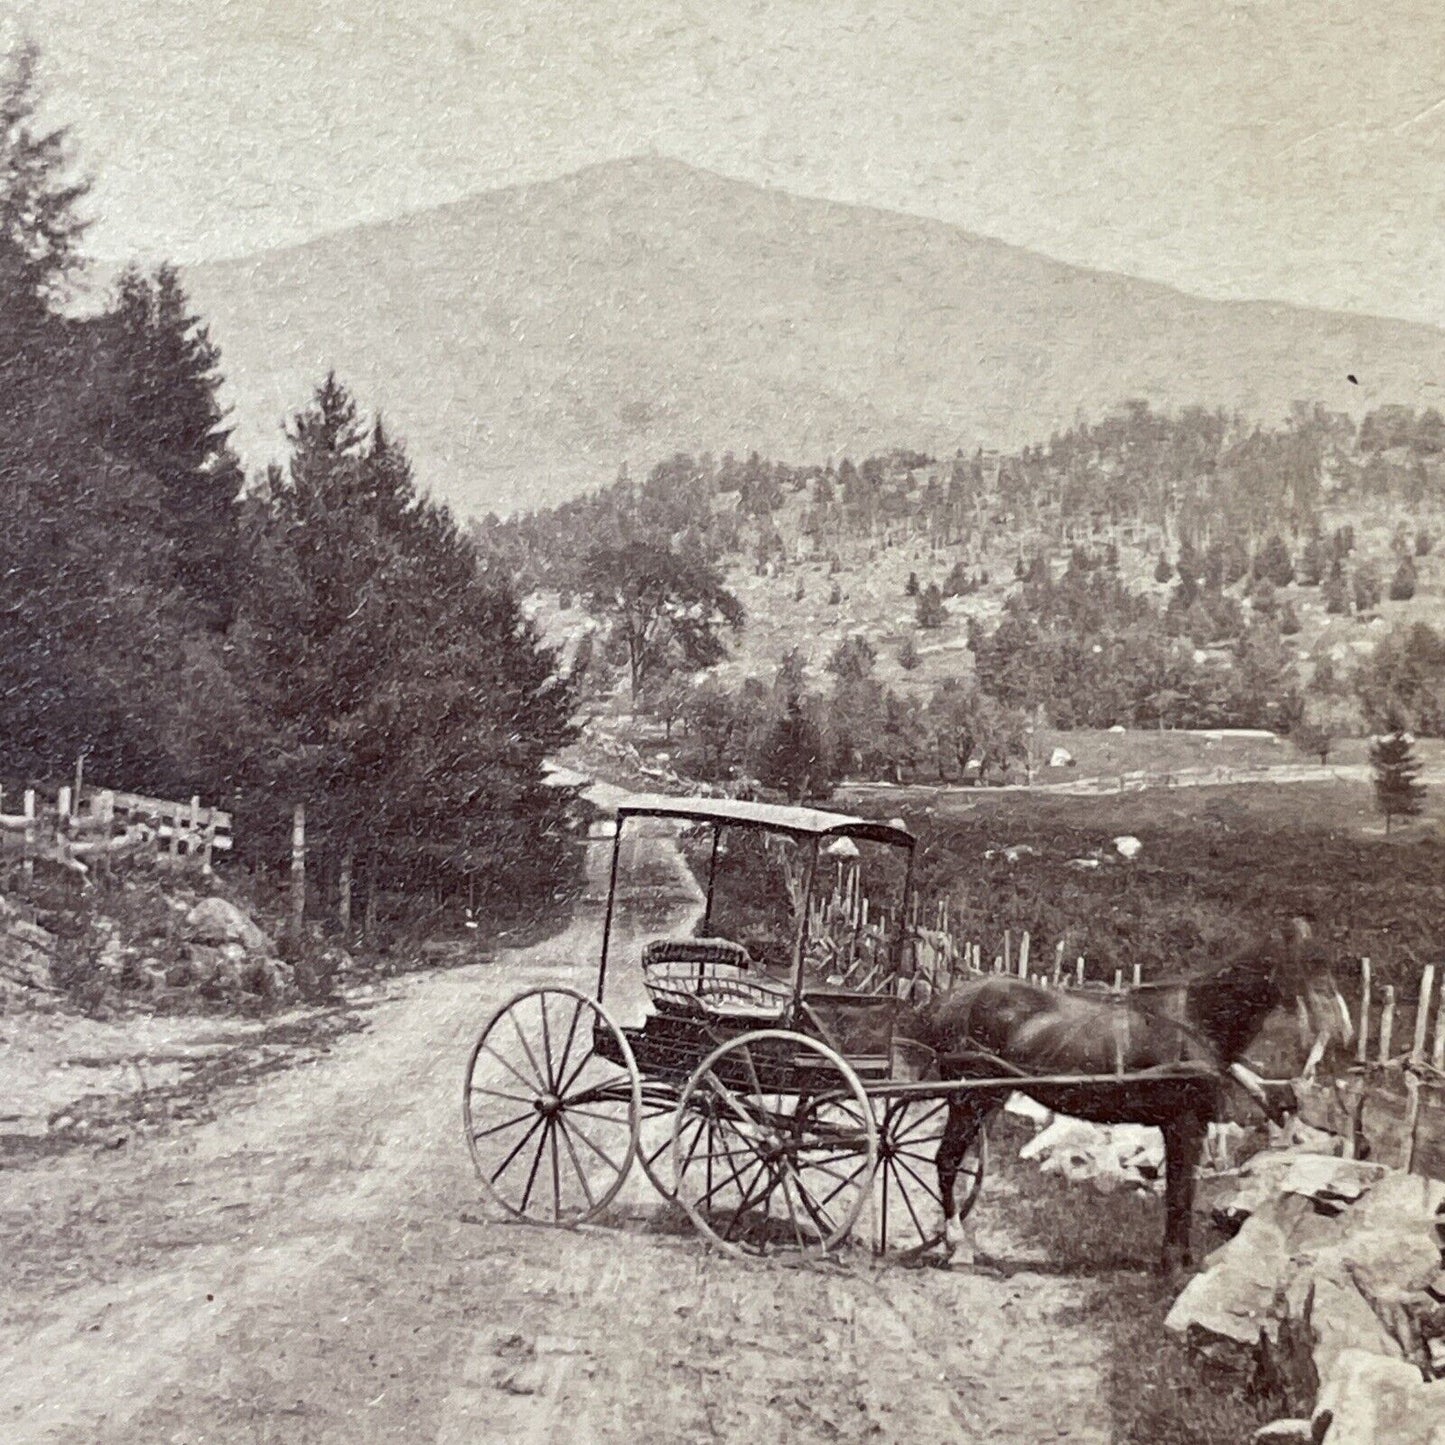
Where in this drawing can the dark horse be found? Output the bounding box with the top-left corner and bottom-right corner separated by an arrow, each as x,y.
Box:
904,919 -> 1352,1272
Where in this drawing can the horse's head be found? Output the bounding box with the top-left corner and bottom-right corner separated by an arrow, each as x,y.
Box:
1268,918 -> 1353,1054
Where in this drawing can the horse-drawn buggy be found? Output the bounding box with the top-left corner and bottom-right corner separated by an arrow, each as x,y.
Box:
464,795 -> 1349,1267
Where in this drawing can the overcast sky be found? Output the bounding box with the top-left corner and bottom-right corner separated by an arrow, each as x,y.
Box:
8,0 -> 1445,326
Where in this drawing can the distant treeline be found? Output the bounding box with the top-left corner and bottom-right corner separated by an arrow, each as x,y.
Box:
0,46 -> 575,913
474,401 -> 1445,594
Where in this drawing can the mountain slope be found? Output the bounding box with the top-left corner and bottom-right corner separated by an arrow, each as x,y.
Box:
186,156 -> 1445,517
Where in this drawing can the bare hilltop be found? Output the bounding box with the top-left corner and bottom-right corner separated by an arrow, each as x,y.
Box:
186,156 -> 1445,516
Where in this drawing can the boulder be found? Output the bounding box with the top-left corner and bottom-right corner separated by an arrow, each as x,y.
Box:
183,897 -> 270,954
1313,1348 -> 1445,1444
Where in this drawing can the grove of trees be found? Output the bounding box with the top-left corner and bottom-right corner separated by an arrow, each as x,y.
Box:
0,46 -> 577,920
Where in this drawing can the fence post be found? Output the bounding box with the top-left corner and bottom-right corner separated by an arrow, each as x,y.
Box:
1433,974 -> 1445,1072
1378,985 -> 1396,1065
22,789 -> 35,886
99,790 -> 116,880
336,843 -> 354,936
1412,964 -> 1435,1065
187,796 -> 200,859
1018,931 -> 1030,978
1076,956 -> 1085,986
290,803 -> 306,936
1356,958 -> 1372,1065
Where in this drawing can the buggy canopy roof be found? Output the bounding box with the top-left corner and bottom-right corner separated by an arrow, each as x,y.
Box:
613,794 -> 914,848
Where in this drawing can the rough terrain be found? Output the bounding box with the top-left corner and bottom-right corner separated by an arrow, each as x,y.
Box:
0,838 -> 1109,1444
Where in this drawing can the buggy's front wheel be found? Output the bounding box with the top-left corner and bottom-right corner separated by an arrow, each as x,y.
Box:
463,987 -> 641,1225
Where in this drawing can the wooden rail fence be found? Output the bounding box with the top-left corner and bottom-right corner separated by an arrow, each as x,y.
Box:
0,782 -> 232,877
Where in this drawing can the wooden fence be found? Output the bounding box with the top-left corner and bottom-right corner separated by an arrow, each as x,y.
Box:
1294,956 -> 1445,1180
0,782 -> 232,877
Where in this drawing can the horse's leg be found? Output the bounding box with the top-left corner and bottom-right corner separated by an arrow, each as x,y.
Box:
1160,1111 -> 1207,1275
936,1097 -> 997,1265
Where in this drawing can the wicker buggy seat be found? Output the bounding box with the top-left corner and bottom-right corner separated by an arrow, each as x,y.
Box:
641,937 -> 790,1019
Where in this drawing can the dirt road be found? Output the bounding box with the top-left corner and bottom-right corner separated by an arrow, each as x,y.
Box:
0,837 -> 1108,1444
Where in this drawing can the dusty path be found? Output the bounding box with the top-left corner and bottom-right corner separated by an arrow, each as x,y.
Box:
0,836 -> 1108,1444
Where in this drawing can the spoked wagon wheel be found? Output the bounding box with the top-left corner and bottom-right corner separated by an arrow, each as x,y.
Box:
463,987 -> 641,1225
673,1030 -> 878,1257
874,1097 -> 987,1255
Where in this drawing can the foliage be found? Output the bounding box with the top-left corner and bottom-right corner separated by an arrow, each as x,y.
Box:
233,377 -> 578,899
1369,715 -> 1426,832
581,540 -> 744,698
1389,555 -> 1418,601
1355,623 -> 1445,735
914,580 -> 947,629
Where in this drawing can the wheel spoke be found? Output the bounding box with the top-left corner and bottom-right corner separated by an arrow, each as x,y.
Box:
538,993 -> 557,1091
556,1118 -> 598,1210
893,1152 -> 946,1205
509,1007 -> 551,1096
887,1158 -> 929,1240
489,1114 -> 546,1183
549,1112 -> 562,1218
483,1043 -> 545,1097
471,1085 -> 541,1109
519,1117 -> 552,1213
567,1119 -> 627,1176
472,1109 -> 538,1141
551,996 -> 585,1100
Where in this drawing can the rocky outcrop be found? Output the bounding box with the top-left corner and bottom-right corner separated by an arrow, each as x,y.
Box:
1168,1159 -> 1445,1444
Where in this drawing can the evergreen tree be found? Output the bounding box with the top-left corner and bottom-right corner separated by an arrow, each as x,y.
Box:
0,43 -> 89,330
756,692 -> 829,802
916,581 -> 948,629
94,264 -> 244,625
1354,563 -> 1383,614
1323,559 -> 1350,615
236,379 -> 576,899
1297,533 -> 1327,586
1154,552 -> 1173,584
1389,556 -> 1418,602
1255,534 -> 1295,587
897,634 -> 921,671
1370,715 -> 1426,834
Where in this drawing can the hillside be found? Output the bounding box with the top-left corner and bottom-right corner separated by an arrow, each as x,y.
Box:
185,157 -> 1445,517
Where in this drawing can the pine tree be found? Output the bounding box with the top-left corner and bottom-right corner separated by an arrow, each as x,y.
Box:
916,581 -> 948,629
1389,556 -> 1418,602
757,693 -> 829,803
95,265 -> 244,625
236,379 -> 576,900
1370,716 -> 1426,834
897,634 -> 921,671
0,44 -> 89,330
1154,552 -> 1173,584
1323,559 -> 1349,615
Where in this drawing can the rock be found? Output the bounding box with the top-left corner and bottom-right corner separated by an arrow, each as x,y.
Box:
1166,1193 -> 1336,1347
1113,835 -> 1143,859
1313,1348 -> 1445,1444
7,919 -> 54,949
1251,1420 -> 1315,1444
183,897 -> 270,954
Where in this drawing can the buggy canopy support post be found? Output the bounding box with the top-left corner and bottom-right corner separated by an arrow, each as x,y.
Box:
595,820 -> 626,1004
789,837 -> 821,1007
702,823 -> 721,935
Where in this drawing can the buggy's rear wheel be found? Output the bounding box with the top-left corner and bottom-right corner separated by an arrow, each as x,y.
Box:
874,1097 -> 987,1254
463,987 -> 640,1225
672,1030 -> 877,1257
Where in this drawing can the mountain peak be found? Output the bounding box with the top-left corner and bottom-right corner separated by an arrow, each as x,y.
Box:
185,164 -> 1445,517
